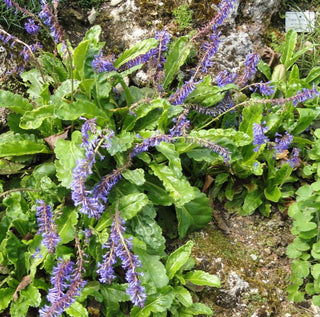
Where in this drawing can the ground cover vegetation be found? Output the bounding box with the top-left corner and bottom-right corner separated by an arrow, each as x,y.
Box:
0,0 -> 320,316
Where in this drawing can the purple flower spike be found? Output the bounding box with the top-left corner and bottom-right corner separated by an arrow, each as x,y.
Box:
97,213 -> 147,307
3,0 -> 12,8
275,131 -> 293,154
92,52 -> 116,73
212,0 -> 235,31
259,82 -> 275,96
25,19 -> 40,35
169,78 -> 201,105
244,53 -> 259,81
216,69 -> 237,87
253,123 -> 269,152
292,84 -> 319,106
289,147 -> 300,168
36,200 -> 60,254
201,32 -> 220,74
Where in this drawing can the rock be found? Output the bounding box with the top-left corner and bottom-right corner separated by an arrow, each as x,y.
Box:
0,46 -> 7,77
131,69 -> 149,87
88,8 -> 97,25
110,0 -> 123,7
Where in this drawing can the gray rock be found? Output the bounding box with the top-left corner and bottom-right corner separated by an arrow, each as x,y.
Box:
110,0 -> 123,7
88,7 -> 97,25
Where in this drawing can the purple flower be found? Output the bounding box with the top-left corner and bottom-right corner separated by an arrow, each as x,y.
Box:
169,78 -> 201,105
169,110 -> 190,137
212,0 -> 235,31
201,32 -> 220,73
92,52 -> 116,73
25,19 -> 40,35
289,147 -> 300,168
292,84 -> 319,106
97,213 -> 146,307
216,69 -> 237,87
253,123 -> 269,152
244,53 -> 259,81
275,131 -> 293,154
2,0 -> 12,8
259,82 -> 275,96
130,134 -> 173,157
36,200 -> 60,253
39,257 -> 86,317
70,118 -> 114,218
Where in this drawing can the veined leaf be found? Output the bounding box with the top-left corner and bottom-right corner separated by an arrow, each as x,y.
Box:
179,303 -> 213,316
183,270 -> 220,287
150,164 -> 198,206
175,191 -> 212,238
130,286 -> 174,317
0,90 -> 33,114
280,29 -> 297,69
164,36 -> 191,88
19,105 -> 55,130
0,288 -> 15,313
56,206 -> 78,244
65,301 -> 88,317
54,131 -> 84,187
73,40 -> 90,80
166,241 -> 193,280
114,38 -> 158,68
173,286 -> 193,307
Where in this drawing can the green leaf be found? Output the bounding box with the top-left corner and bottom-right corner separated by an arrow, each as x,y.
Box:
65,301 -> 88,317
271,64 -> 287,83
130,286 -> 174,317
179,303 -> 213,315
313,295 -> 320,306
19,105 -> 55,130
0,288 -> 15,313
264,186 -> 281,202
114,38 -> 158,68
123,168 -> 145,186
239,103 -> 263,136
291,259 -> 310,278
150,164 -> 198,206
292,108 -> 320,135
83,25 -> 102,43
0,133 -> 50,157
21,69 -> 45,102
78,281 -> 102,302
311,264 -> 320,280
164,36 -> 191,88
73,40 -> 90,80
242,190 -> 263,215
257,60 -> 271,80
115,193 -> 149,220
54,131 -> 84,187
129,206 -> 166,255
133,247 -> 169,293
0,158 -> 25,175
156,142 -> 182,177
173,286 -> 193,307
280,29 -> 297,68
0,90 -> 33,114
107,131 -> 135,156
142,176 -> 173,206
56,206 -> 78,244
175,191 -> 212,238
306,66 -> 320,85
100,283 -> 130,303
166,241 -> 193,280
183,270 -> 220,288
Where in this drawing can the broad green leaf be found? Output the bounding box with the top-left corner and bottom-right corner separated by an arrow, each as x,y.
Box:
166,241 -> 193,279
164,36 -> 191,88
0,90 -> 33,114
271,64 -> 286,83
0,133 -> 50,157
3,192 -> 28,222
264,186 -> 281,202
173,286 -> 193,307
21,69 -> 45,102
257,60 -> 271,80
292,108 -> 320,135
54,131 -> 84,187
175,191 -> 212,238
19,105 -> 55,130
83,25 -> 102,43
306,66 -> 320,85
50,79 -> 80,104
156,142 -> 182,177
73,40 -> 90,80
56,99 -> 111,126
0,158 -> 25,174
123,168 -> 145,186
311,264 -> 320,280
280,29 -> 297,68
129,206 -> 166,255
56,206 -> 78,244
100,283 -> 130,303
130,286 -> 174,317
239,103 -> 263,136
142,176 -> 173,206
291,259 -> 310,278
0,288 -> 14,312
78,281 -> 102,302
107,131 -> 135,156
65,301 -> 89,317
242,190 -> 263,215
313,295 -> 320,306
183,270 -> 220,287
114,38 -> 158,68
115,193 -> 149,220
289,64 -> 300,83
150,164 -> 198,206
133,247 -> 169,293
179,303 -> 213,315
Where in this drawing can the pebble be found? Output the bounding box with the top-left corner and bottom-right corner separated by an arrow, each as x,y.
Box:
110,0 -> 123,6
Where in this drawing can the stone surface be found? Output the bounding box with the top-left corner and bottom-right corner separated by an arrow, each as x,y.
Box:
110,0 -> 123,7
